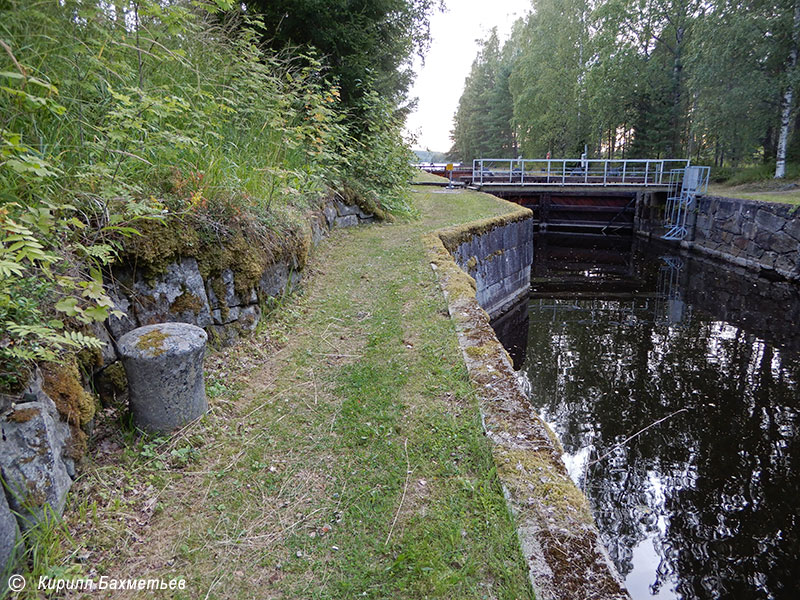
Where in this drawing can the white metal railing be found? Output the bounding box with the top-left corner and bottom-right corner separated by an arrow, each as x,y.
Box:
663,165 -> 711,241
471,158 -> 691,186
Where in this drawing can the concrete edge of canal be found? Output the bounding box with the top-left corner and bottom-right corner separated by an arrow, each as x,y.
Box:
422,190 -> 631,600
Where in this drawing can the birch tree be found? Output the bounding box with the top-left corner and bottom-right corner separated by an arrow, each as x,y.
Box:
776,0 -> 800,178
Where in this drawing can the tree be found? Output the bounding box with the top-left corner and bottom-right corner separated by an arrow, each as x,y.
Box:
242,0 -> 440,115
688,0 -> 782,166
776,0 -> 800,177
449,29 -> 515,162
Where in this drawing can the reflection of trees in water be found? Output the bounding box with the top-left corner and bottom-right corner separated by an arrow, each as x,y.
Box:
523,299 -> 800,599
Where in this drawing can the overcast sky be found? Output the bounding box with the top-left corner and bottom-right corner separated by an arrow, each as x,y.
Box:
404,0 -> 532,152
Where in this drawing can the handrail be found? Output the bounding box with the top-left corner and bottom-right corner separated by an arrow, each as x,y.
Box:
471,158 -> 691,187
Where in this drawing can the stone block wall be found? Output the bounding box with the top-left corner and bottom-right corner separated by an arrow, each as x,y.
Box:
447,214 -> 534,318
424,204 -> 628,599
690,196 -> 800,281
105,196 -> 373,347
636,193 -> 800,282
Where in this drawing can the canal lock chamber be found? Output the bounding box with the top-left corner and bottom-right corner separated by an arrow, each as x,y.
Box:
491,228 -> 800,600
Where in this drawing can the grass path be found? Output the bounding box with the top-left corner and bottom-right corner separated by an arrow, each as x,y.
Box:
60,187 -> 534,599
708,180 -> 800,205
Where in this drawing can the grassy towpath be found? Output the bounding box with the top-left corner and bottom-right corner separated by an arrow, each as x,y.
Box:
63,186 -> 535,599
708,180 -> 800,205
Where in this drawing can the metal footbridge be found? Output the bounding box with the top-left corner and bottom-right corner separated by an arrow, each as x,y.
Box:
470,158 -> 690,189
417,158 -> 710,240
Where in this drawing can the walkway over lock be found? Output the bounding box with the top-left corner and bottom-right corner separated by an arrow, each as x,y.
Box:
471,158 -> 690,188
417,159 -> 710,239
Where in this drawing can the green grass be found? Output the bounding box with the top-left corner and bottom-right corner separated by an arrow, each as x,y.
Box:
412,170 -> 450,184
32,187 -> 533,599
707,183 -> 800,205
706,161 -> 800,205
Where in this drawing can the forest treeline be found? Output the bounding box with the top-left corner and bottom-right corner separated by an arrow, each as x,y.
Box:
0,0 -> 437,388
450,0 -> 800,177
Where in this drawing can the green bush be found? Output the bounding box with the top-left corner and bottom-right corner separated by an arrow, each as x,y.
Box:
717,162 -> 800,186
0,1 -> 414,388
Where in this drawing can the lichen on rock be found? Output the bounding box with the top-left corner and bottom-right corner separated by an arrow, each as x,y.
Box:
134,329 -> 169,357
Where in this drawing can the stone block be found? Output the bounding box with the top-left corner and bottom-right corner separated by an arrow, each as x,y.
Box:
695,214 -> 711,232
323,204 -> 337,228
106,285 -> 137,339
208,324 -> 239,347
0,489 -> 20,580
746,241 -> 765,260
118,323 -> 208,434
205,268 -> 244,310
90,322 -> 118,369
503,222 -> 519,250
755,209 -> 786,233
774,252 -> 798,275
719,216 -> 743,235
310,213 -> 328,245
259,262 -> 290,298
523,243 -> 534,267
130,258 -> 213,329
0,374 -> 74,531
760,251 -> 778,269
334,215 -> 358,228
335,200 -> 360,217
237,305 -> 262,332
714,199 -> 738,220
769,231 -> 799,255
783,216 -> 800,242
212,305 -> 240,325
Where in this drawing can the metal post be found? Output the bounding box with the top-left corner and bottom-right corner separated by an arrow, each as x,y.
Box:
603,161 -> 608,186
547,159 -> 551,184
644,161 -> 649,186
622,161 -> 627,184
562,160 -> 566,185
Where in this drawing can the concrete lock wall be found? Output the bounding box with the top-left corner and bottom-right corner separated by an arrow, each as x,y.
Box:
636,193 -> 800,282
425,202 -> 629,600
448,214 -> 534,318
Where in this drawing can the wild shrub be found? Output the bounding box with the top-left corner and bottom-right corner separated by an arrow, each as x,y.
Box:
0,0 -> 414,389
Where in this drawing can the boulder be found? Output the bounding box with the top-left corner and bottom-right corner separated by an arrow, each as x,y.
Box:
335,215 -> 359,228
0,374 -> 74,531
0,488 -> 21,579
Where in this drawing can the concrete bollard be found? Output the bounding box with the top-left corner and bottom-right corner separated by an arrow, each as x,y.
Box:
118,323 -> 208,433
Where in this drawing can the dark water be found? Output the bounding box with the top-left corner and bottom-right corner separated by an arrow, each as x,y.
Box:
492,233 -> 800,600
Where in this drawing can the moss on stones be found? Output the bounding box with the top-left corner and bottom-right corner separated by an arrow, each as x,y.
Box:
65,425 -> 88,462
7,408 -> 38,423
104,361 -> 128,391
498,448 -> 592,522
41,360 -> 97,429
170,290 -> 205,315
465,344 -> 493,359
436,206 -> 532,253
135,329 -> 169,357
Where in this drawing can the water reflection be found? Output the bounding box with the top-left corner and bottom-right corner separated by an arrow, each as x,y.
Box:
494,233 -> 800,600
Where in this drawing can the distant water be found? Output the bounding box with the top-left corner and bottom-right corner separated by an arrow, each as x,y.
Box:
493,233 -> 800,600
